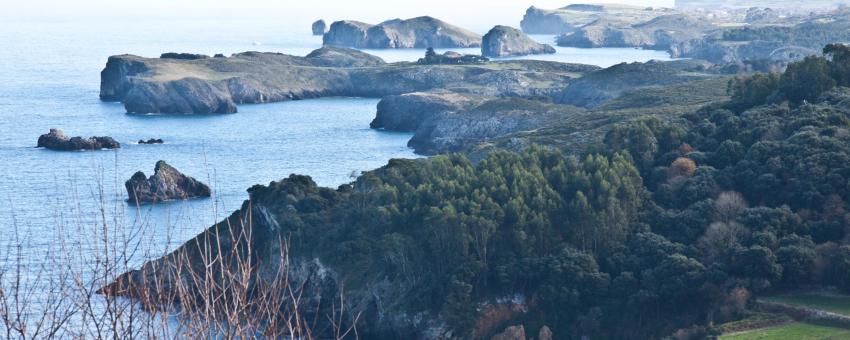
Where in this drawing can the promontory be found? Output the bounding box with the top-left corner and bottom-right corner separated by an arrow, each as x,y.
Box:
322,16 -> 481,49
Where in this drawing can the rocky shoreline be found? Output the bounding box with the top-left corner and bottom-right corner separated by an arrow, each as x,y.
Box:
100,45 -> 726,155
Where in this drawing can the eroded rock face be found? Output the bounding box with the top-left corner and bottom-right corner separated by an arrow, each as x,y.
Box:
538,325 -> 553,340
304,46 -> 386,67
99,48 -> 594,114
323,16 -> 481,49
37,128 -> 120,151
520,6 -> 573,34
160,53 -> 209,60
124,78 -> 238,114
492,325 -> 526,340
371,91 -> 489,131
482,25 -> 556,57
312,19 -> 327,35
556,14 -> 714,50
408,97 -> 582,155
125,161 -> 211,203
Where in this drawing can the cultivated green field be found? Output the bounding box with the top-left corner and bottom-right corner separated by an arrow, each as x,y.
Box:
764,292 -> 850,316
720,322 -> 850,340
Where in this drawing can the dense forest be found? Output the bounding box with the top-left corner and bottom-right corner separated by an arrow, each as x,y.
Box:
282,44 -> 850,338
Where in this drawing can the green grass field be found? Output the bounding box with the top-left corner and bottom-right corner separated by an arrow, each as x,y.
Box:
763,292 -> 850,316
720,322 -> 850,340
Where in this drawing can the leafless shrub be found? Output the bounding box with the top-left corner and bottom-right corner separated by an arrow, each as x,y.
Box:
0,162 -> 357,339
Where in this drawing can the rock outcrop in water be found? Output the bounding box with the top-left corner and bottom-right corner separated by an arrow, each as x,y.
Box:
125,161 -> 211,203
311,19 -> 327,35
138,138 -> 164,144
100,47 -> 597,114
323,16 -> 481,49
482,25 -> 556,57
37,128 -> 120,151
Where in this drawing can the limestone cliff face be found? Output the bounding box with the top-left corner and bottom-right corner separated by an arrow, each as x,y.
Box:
100,55 -> 150,101
408,97 -> 582,155
99,48 -> 594,114
520,6 -> 574,34
556,14 -> 715,50
371,91 -> 488,132
323,16 -> 482,49
371,91 -> 586,155
482,26 -> 556,57
521,4 -> 671,35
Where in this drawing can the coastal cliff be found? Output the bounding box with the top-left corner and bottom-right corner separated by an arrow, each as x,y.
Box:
323,16 -> 482,49
482,26 -> 556,57
99,48 -> 595,114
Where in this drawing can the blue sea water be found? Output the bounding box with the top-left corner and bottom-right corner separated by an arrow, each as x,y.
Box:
0,18 -> 672,327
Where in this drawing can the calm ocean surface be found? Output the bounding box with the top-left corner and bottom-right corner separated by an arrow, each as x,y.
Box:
0,18 -> 671,315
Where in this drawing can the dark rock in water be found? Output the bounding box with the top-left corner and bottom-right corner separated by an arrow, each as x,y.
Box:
482,25 -> 556,57
214,53 -> 226,58
323,16 -> 482,49
138,138 -> 164,144
160,52 -> 210,60
312,19 -> 327,35
37,128 -> 120,151
125,160 -> 211,203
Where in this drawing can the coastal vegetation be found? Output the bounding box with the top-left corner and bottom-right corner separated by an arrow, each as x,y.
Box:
98,42 -> 850,338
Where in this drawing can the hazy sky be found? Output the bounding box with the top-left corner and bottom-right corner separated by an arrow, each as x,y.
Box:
5,0 -> 674,28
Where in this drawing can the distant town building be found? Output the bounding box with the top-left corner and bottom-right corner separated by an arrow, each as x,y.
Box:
675,0 -> 849,10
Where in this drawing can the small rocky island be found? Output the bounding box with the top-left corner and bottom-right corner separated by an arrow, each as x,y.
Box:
125,161 -> 211,203
311,19 -> 326,35
322,16 -> 481,48
138,138 -> 164,144
520,3 -> 850,66
37,128 -> 120,151
482,25 -> 556,57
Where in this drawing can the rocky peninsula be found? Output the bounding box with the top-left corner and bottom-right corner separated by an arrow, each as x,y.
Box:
322,16 -> 481,49
481,26 -> 556,57
37,128 -> 120,151
125,161 -> 211,203
101,44 -> 728,155
99,47 -> 595,114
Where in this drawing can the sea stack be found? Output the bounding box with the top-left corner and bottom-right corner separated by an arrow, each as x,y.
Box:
125,161 -> 211,203
37,128 -> 120,151
312,19 -> 327,35
482,25 -> 556,57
